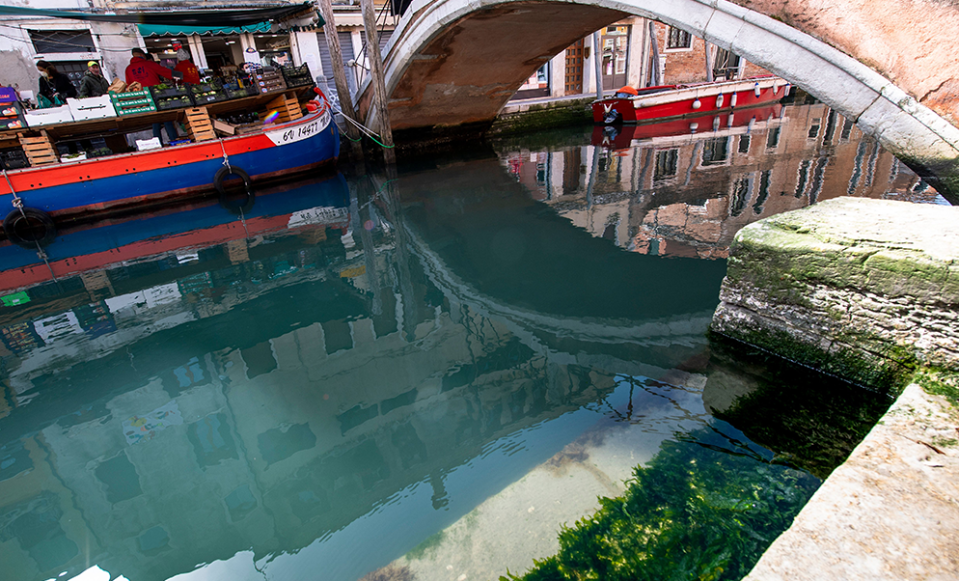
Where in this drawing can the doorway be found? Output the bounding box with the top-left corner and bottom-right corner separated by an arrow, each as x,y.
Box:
601,26 -> 630,90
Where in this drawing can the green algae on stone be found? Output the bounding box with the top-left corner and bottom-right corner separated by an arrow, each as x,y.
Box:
713,198 -> 959,392
915,369 -> 959,408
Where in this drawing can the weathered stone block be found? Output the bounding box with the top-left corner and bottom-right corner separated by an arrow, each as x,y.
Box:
711,197 -> 959,391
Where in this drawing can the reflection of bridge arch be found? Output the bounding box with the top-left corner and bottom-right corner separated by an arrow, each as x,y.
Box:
361,0 -> 959,198
401,220 -> 715,375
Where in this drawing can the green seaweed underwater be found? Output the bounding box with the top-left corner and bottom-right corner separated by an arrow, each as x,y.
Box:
501,426 -> 819,581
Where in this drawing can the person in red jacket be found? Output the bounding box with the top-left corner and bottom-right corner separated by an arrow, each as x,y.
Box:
125,47 -> 181,87
125,48 -> 183,145
174,49 -> 200,85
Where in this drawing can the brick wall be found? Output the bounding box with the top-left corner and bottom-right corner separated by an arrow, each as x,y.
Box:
651,22 -> 773,86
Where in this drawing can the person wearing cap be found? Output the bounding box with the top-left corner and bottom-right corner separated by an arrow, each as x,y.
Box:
78,61 -> 109,98
174,49 -> 200,85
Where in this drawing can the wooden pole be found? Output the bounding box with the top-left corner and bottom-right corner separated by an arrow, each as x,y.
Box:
704,39 -> 715,83
592,31 -> 604,100
360,0 -> 395,154
648,21 -> 661,86
317,0 -> 360,140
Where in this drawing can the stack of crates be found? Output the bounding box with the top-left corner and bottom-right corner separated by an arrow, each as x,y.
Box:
109,89 -> 156,116
184,107 -> 216,142
18,132 -> 59,166
259,93 -> 303,124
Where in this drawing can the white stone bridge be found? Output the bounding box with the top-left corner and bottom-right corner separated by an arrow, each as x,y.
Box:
351,0 -> 959,199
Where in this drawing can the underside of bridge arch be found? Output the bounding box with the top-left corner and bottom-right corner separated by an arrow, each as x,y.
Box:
367,0 -> 959,200
368,2 -> 627,132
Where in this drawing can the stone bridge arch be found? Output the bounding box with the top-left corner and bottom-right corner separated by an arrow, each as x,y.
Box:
356,0 -> 959,199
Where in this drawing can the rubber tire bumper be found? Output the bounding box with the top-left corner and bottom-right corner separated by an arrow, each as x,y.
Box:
3,207 -> 57,248
214,166 -> 255,215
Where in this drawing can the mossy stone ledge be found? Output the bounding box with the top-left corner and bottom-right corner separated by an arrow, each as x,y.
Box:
710,197 -> 959,392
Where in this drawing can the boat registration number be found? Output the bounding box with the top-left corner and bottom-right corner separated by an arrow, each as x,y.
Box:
266,111 -> 331,146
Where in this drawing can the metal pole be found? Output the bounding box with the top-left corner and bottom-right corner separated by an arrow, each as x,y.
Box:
360,0 -> 395,158
592,31 -> 604,100
317,0 -> 361,140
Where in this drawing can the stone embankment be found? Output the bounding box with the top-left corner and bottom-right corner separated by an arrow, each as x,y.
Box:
711,197 -> 959,580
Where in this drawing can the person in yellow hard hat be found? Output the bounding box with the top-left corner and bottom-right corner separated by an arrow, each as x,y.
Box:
78,61 -> 109,98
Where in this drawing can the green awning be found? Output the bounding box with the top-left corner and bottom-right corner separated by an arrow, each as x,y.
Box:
137,21 -> 273,37
0,3 -> 316,26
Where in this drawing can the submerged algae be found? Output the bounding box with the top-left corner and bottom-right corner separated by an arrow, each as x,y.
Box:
500,426 -> 819,581
500,343 -> 890,581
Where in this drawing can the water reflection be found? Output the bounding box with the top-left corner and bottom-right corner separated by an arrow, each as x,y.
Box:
498,100 -> 944,258
0,103 -> 901,581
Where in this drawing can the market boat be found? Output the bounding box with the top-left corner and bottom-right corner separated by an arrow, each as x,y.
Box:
0,89 -> 339,248
592,75 -> 790,125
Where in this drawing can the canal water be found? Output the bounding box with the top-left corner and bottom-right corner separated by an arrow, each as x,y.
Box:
0,100 -> 945,581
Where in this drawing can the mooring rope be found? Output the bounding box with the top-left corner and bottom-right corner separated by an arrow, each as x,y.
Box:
329,102 -> 395,149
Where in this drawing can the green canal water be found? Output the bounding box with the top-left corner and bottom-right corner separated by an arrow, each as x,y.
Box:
0,101 -> 945,581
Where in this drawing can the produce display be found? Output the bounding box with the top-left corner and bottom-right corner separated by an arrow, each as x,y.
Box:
0,63 -> 316,164
150,84 -> 194,111
189,81 -> 228,105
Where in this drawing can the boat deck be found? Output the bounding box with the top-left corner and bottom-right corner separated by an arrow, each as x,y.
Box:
0,86 -> 313,149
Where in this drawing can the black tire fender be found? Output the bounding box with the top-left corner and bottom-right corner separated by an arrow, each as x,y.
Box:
3,207 -> 57,248
214,166 -> 255,215
603,109 -> 623,125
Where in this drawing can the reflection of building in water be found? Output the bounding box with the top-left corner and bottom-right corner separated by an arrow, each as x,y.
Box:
0,200 -> 652,581
501,102 -> 940,259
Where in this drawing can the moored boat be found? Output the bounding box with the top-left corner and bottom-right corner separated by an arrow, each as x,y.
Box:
0,92 -> 339,248
592,75 -> 790,125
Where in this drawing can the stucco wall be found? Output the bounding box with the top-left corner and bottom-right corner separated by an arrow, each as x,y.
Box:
733,0 -> 959,127
0,51 -> 41,97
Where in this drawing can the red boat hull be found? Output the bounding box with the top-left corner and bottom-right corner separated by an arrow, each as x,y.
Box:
592,76 -> 789,125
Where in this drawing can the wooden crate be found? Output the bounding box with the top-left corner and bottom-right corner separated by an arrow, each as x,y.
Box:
259,93 -> 303,124
18,131 -> 57,166
184,107 -> 216,142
